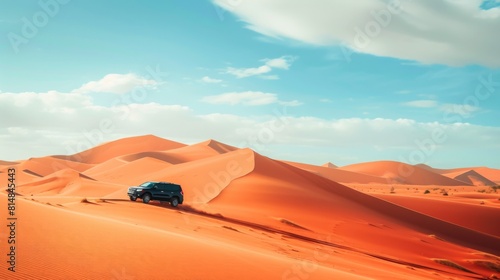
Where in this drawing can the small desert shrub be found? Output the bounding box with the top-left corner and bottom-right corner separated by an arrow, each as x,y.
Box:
471,260 -> 500,272
424,190 -> 430,194
433,259 -> 472,272
222,225 -> 239,232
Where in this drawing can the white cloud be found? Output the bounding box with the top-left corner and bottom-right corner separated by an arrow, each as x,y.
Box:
1,90 -> 499,168
262,56 -> 294,69
200,76 -> 223,83
403,100 -> 438,108
226,65 -> 272,78
214,0 -> 500,67
440,103 -> 481,116
73,73 -> 158,94
260,75 -> 279,80
225,56 -> 296,78
402,100 -> 482,118
203,91 -> 276,105
201,91 -> 301,106
280,100 -> 303,106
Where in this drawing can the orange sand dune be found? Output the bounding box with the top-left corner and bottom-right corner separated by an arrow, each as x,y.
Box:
3,193 -> 456,280
17,168 -> 86,191
415,163 -> 447,173
471,167 -> 500,183
1,194 -> 377,280
206,152 -> 499,276
86,156 -> 170,188
211,153 -> 498,250
53,134 -> 185,164
119,139 -> 238,164
119,151 -> 188,164
284,160 -> 388,184
340,161 -> 470,185
0,160 -> 19,165
104,149 -> 255,204
417,164 -> 500,184
15,156 -> 93,177
0,157 -> 93,186
375,194 -> 500,236
202,139 -> 239,153
444,169 -> 497,186
15,168 -> 102,195
12,166 -> 125,198
322,162 -> 338,168
80,157 -> 129,178
2,136 -> 499,279
0,167 -> 44,185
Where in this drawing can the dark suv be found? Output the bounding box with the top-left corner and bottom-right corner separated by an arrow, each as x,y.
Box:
128,181 -> 184,207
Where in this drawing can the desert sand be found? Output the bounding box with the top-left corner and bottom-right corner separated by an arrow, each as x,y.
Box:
1,135 -> 499,280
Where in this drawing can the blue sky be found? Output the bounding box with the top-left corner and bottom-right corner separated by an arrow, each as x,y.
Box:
1,0 -> 499,168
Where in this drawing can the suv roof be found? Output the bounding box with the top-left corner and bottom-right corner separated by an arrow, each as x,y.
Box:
146,181 -> 179,185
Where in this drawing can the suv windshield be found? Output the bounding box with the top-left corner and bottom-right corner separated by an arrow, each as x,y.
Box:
140,182 -> 153,187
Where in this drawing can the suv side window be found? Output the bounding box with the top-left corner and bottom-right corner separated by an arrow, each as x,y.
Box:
165,184 -> 179,192
157,183 -> 168,190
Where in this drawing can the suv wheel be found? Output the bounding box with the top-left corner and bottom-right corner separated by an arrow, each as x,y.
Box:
142,193 -> 151,204
129,196 -> 137,201
170,197 -> 179,207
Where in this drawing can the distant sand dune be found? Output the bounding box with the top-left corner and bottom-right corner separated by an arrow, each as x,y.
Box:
340,161 -> 470,185
0,159 -> 19,165
322,162 -> 338,168
417,164 -> 500,184
444,169 -> 497,186
284,160 -> 388,184
53,134 -> 185,164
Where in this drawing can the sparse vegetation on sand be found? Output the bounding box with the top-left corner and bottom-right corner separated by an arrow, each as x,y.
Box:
470,260 -> 500,272
432,259 -> 472,272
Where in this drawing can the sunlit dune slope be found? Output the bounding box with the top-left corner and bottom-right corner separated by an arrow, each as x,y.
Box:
119,139 -> 238,164
53,134 -> 185,164
284,160 -> 388,184
0,194 -> 368,280
15,168 -> 122,197
115,149 -> 253,203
